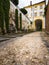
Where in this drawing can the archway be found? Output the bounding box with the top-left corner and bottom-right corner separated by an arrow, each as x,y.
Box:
35,19 -> 42,31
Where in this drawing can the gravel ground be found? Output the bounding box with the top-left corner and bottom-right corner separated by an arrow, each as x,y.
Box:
0,32 -> 49,65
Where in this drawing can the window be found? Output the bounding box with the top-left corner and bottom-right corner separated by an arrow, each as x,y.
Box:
40,12 -> 43,16
31,8 -> 32,11
34,12 -> 37,17
40,5 -> 43,9
34,6 -> 37,10
35,6 -> 37,8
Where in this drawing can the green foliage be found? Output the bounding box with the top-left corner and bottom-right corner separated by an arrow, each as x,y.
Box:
15,9 -> 18,30
11,0 -> 19,6
20,13 -> 22,30
0,0 -> 10,34
20,8 -> 27,15
3,0 -> 10,10
44,5 -> 48,16
3,0 -> 10,33
0,0 -> 5,34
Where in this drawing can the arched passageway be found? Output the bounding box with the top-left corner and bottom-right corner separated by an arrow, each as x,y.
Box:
35,19 -> 42,31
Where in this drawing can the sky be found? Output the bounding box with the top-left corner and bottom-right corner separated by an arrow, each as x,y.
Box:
18,0 -> 44,8
18,0 -> 48,8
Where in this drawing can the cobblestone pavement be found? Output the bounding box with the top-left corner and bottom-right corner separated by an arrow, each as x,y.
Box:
0,33 -> 24,42
40,32 -> 49,51
0,32 -> 49,65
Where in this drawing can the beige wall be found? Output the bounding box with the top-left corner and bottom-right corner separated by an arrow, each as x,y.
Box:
25,2 -> 45,31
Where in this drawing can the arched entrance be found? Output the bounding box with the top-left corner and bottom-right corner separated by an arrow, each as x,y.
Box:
35,19 -> 42,31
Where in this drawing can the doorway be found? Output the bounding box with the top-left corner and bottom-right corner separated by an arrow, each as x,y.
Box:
35,19 -> 42,31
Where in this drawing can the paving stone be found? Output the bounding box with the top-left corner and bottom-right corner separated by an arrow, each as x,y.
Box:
0,32 -> 49,65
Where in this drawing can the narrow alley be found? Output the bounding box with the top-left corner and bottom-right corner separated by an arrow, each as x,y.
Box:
0,32 -> 49,65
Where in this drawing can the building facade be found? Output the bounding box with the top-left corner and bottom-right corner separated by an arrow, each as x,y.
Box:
24,1 -> 45,31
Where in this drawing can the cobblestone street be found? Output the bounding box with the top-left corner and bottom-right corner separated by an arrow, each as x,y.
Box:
0,32 -> 49,65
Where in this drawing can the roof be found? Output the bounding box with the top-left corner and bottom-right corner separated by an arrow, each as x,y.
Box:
24,1 -> 45,8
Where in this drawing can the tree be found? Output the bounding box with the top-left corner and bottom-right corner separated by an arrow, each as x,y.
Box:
20,8 -> 27,15
15,9 -> 18,30
20,13 -> 22,30
3,0 -> 10,33
0,0 -> 10,34
0,0 -> 5,34
11,0 -> 19,6
44,5 -> 48,16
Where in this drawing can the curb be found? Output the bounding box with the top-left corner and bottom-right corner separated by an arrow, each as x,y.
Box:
0,38 -> 10,42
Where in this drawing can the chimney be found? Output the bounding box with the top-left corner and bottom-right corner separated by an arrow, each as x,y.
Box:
30,1 -> 32,5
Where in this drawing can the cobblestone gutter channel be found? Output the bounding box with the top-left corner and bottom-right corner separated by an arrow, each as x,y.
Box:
40,32 -> 49,65
0,32 -> 49,65
40,32 -> 49,51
